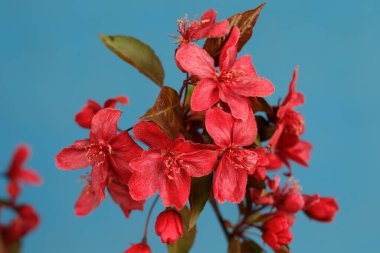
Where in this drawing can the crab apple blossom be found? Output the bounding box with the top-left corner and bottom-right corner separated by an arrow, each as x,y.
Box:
5,145 -> 42,201
128,121 -> 218,210
75,96 -> 129,129
155,209 -> 184,244
205,107 -> 265,203
262,213 -> 293,250
303,195 -> 339,222
176,27 -> 274,121
124,242 -> 151,253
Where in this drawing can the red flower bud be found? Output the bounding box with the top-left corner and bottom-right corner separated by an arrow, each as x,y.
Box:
155,209 -> 184,244
124,242 -> 151,253
262,214 -> 293,250
303,194 -> 339,222
277,192 -> 305,213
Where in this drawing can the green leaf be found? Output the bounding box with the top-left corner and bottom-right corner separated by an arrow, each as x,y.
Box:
9,240 -> 22,253
204,3 -> 266,64
100,35 -> 165,87
228,238 -> 241,253
167,206 -> 196,253
189,174 -> 213,230
140,86 -> 182,139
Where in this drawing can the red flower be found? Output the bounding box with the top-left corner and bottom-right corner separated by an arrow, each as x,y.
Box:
56,108 -> 143,215
1,204 -> 39,244
262,213 -> 293,250
75,96 -> 129,128
124,242 -> 151,253
268,68 -> 312,172
205,107 -> 265,203
128,121 -> 218,210
176,9 -> 229,44
303,194 -> 339,222
270,177 -> 305,214
6,145 -> 42,200
155,209 -> 184,244
176,27 -> 274,120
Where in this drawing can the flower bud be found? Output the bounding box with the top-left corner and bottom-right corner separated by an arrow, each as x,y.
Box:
124,242 -> 151,253
303,194 -> 339,222
155,209 -> 184,244
277,192 -> 305,213
262,213 -> 293,250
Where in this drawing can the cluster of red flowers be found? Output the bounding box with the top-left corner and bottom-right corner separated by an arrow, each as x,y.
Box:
56,7 -> 339,253
0,145 -> 42,253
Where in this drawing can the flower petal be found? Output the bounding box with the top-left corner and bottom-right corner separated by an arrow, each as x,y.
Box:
178,148 -> 218,177
282,140 -> 312,167
213,154 -> 248,203
90,108 -> 121,144
133,121 -> 172,150
175,44 -> 216,79
190,78 -> 219,112
193,10 -> 229,40
91,156 -> 109,187
219,85 -> 250,121
55,140 -> 91,170
231,55 -> 274,97
129,150 -> 163,201
7,181 -> 20,200
232,109 -> 257,147
205,107 -> 233,147
20,169 -> 42,185
74,182 -> 105,217
75,100 -> 102,129
219,27 -> 240,71
158,169 -> 191,210
8,144 -> 30,175
104,96 -> 129,108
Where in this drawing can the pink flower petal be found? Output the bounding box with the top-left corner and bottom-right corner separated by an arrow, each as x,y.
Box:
213,154 -> 248,203
90,156 -> 109,187
20,169 -> 42,185
129,150 -> 163,201
219,27 -> 240,71
104,96 -> 129,108
158,169 -> 191,210
55,140 -> 91,170
282,140 -> 312,167
75,182 -> 105,216
75,100 -> 102,129
178,149 -> 218,177
175,44 -> 216,79
90,108 -> 121,144
190,78 -> 219,112
8,144 -> 30,174
133,121 -> 172,150
219,86 -> 250,121
205,107 -> 233,148
232,109 -> 257,147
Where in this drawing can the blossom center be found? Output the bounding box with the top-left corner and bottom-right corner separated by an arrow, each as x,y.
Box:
226,147 -> 258,173
85,144 -> 111,163
162,152 -> 184,180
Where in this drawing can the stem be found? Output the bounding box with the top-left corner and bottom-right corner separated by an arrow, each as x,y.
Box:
142,195 -> 159,243
210,197 -> 231,241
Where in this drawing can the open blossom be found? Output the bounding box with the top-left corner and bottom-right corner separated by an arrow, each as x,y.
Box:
176,27 -> 274,121
262,213 -> 293,250
176,9 -> 229,44
75,96 -> 129,128
303,194 -> 339,222
128,121 -> 218,210
124,242 -> 151,253
205,107 -> 265,203
268,68 -> 312,171
56,108 -> 143,215
5,145 -> 42,200
155,209 -> 184,244
0,205 -> 39,245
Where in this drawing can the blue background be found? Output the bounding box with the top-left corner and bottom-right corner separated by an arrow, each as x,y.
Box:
0,0 -> 378,252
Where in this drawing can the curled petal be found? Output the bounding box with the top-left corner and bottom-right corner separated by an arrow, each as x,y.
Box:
190,78 -> 219,112
205,107 -> 233,148
55,140 -> 91,170
104,96 -> 129,108
219,27 -> 240,71
19,169 -> 42,185
75,100 -> 102,128
175,44 -> 216,79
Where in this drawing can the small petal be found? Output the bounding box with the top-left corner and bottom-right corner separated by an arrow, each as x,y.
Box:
133,121 -> 172,150
55,140 -> 91,170
75,182 -> 105,216
19,169 -> 42,185
190,78 -> 219,112
205,107 -> 233,147
219,27 -> 240,71
175,44 -> 216,79
129,150 -> 163,201
90,108 -> 121,144
8,145 -> 30,175
104,96 -> 129,108
75,100 -> 102,128
232,109 -> 257,147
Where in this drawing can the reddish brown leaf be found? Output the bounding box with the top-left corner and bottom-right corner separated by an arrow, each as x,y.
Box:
203,3 -> 266,65
140,86 -> 182,139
